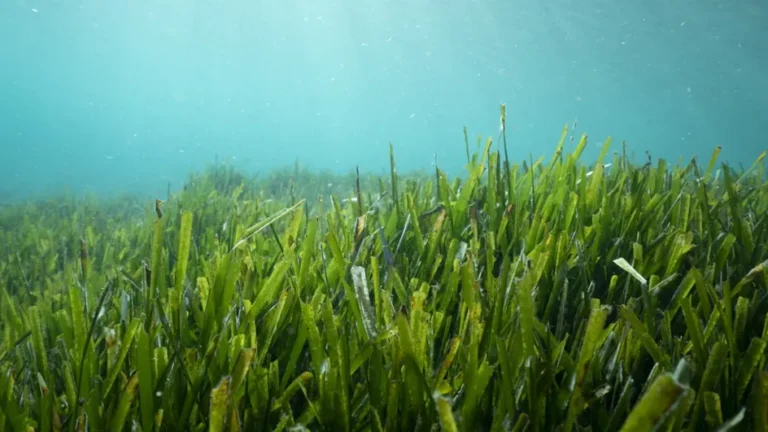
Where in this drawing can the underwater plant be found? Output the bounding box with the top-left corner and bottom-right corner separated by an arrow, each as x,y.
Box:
0,105 -> 767,431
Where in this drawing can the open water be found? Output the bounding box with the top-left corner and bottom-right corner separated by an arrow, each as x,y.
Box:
1,0 -> 766,200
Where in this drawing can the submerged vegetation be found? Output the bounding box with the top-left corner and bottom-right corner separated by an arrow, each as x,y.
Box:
1,105 -> 768,431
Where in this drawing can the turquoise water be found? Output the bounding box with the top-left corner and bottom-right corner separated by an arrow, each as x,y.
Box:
1,0 -> 766,200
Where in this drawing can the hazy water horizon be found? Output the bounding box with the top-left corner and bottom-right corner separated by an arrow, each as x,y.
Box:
2,0 -> 766,202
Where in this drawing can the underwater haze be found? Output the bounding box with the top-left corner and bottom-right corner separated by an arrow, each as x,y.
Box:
1,0 -> 767,201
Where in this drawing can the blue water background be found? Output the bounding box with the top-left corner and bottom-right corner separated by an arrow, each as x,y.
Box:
1,0 -> 766,200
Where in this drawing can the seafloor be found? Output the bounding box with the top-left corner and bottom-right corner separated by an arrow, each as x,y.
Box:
0,114 -> 767,431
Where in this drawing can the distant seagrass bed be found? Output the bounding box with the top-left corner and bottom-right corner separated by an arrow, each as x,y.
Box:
0,106 -> 766,431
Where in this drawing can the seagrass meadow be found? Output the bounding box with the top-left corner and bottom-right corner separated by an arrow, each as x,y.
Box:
1,108 -> 768,432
